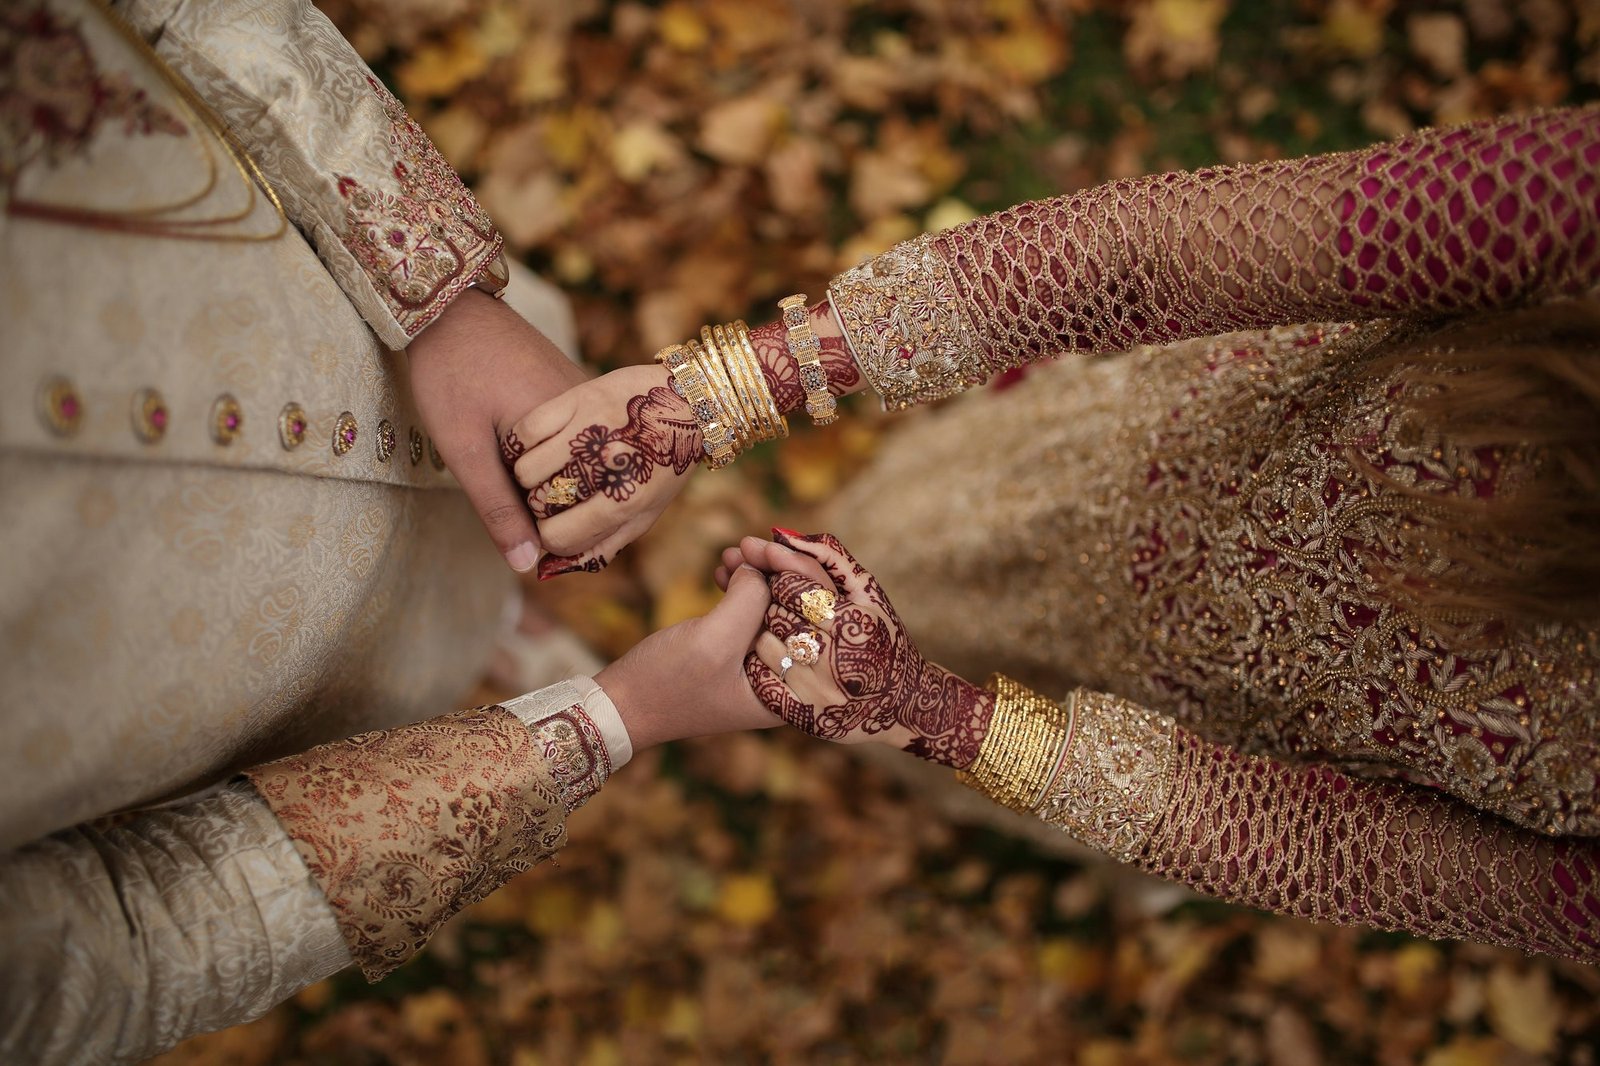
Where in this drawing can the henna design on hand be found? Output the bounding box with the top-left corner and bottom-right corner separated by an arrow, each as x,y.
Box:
533,386 -> 699,519
755,532 -> 992,768
537,552 -> 608,581
500,427 -> 526,468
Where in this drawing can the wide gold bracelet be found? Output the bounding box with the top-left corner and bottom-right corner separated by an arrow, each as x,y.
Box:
658,343 -> 738,468
779,294 -> 838,426
706,324 -> 765,444
958,675 -> 1076,813
689,337 -> 751,451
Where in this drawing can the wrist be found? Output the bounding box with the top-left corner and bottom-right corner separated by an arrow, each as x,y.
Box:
904,664 -> 996,770
594,659 -> 666,754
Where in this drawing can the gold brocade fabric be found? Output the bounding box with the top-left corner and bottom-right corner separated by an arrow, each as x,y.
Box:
829,322 -> 1600,837
0,0 -> 513,847
246,707 -> 569,981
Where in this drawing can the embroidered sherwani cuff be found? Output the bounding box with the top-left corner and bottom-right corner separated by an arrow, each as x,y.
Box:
502,676 -> 629,813
243,705 -> 569,981
125,0 -> 503,350
827,232 -> 992,410
959,680 -> 1178,865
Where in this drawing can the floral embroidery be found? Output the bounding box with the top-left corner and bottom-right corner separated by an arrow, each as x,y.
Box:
245,706 -> 568,980
0,4 -> 187,184
526,707 -> 612,811
336,75 -> 500,338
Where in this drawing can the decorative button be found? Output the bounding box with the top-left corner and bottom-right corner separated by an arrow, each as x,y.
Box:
38,377 -> 83,437
278,403 -> 309,450
428,436 -> 446,471
210,394 -> 243,445
332,411 -> 358,456
130,388 -> 169,443
409,426 -> 424,465
376,418 -> 396,463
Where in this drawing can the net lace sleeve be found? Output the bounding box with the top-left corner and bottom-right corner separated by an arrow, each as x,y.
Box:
961,679 -> 1600,961
829,106 -> 1600,409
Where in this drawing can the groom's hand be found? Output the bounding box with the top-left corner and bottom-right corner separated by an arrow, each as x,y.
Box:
408,290 -> 588,573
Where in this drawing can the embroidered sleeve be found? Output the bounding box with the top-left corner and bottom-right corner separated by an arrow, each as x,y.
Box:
501,676 -> 630,812
118,0 -> 502,348
0,781 -> 349,1066
244,705 -> 569,981
961,679 -> 1600,962
830,105 -> 1600,408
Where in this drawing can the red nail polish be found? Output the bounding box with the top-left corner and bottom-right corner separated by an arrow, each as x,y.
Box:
772,526 -> 803,544
539,553 -> 608,580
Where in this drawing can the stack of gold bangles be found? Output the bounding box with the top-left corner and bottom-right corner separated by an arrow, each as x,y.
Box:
658,319 -> 788,468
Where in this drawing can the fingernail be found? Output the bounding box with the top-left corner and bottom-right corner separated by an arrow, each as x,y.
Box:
771,526 -> 803,545
504,541 -> 539,573
537,554 -> 605,581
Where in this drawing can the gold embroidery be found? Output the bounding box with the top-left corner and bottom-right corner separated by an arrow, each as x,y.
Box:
277,403 -> 308,451
130,388 -> 169,443
375,418 -> 396,463
331,411 -> 357,457
38,376 -> 83,437
409,426 -> 424,466
209,393 -> 242,445
827,232 -> 989,410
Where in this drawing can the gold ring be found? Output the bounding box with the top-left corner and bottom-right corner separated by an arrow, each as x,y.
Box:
799,588 -> 836,626
547,475 -> 580,506
785,630 -> 821,666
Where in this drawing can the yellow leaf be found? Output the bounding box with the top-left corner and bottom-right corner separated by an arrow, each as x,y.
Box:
652,573 -> 722,629
580,1036 -> 623,1066
1485,964 -> 1560,1054
658,3 -> 709,51
925,196 -> 979,233
1078,1038 -> 1135,1066
699,95 -> 785,165
421,106 -> 487,170
1322,0 -> 1388,60
610,120 -> 680,183
397,28 -> 489,98
524,882 -> 582,937
1391,942 -> 1442,999
584,901 -> 625,955
977,26 -> 1067,84
476,5 -> 523,59
513,37 -> 567,105
1421,1037 -> 1515,1066
662,995 -> 702,1043
717,872 -> 778,927
541,107 -> 599,170
1037,938 -> 1105,995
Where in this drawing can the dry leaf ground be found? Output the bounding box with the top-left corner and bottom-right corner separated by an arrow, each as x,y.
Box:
155,2 -> 1600,1063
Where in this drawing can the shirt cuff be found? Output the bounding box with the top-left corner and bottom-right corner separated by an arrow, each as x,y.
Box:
501,677 -> 631,812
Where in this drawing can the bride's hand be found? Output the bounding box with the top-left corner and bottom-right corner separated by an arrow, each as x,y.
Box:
507,364 -> 701,579
723,530 -> 994,769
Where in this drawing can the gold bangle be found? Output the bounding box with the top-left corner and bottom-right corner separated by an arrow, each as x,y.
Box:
708,324 -> 764,443
958,675 -> 1075,813
691,335 -> 751,451
659,343 -> 738,468
778,294 -> 838,427
733,319 -> 790,439
718,322 -> 781,442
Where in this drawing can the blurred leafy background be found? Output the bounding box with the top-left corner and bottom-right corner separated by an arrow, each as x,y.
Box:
157,1 -> 1600,1063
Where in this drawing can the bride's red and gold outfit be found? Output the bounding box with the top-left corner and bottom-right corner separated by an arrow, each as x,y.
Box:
821,105 -> 1600,959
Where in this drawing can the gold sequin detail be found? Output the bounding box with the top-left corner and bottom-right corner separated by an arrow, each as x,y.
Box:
376,418 -> 397,463
332,411 -> 358,457
409,426 -> 424,466
130,388 -> 169,443
38,377 -> 84,437
960,675 -> 1075,813
278,402 -> 309,451
209,394 -> 243,445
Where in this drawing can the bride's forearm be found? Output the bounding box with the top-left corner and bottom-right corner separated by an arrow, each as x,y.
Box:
747,302 -> 868,417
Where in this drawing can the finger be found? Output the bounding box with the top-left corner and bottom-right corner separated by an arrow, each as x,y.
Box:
704,564 -> 773,646
447,437 -> 543,572
738,535 -> 833,586
537,493 -> 630,558
722,545 -> 748,573
508,390 -> 581,456
535,517 -> 644,580
770,528 -> 870,598
762,601 -> 809,643
714,565 -> 730,591
512,425 -> 581,492
743,649 -> 816,731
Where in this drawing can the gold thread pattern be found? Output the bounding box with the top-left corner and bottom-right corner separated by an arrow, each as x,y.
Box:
375,418 -> 396,463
